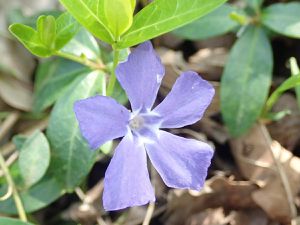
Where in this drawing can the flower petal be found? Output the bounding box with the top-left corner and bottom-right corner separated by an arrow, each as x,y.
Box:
103,134 -> 155,211
116,41 -> 165,112
74,95 -> 130,150
153,71 -> 214,128
146,131 -> 213,190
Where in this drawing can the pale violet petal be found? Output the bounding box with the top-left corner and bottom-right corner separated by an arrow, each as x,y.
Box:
103,134 -> 155,211
74,95 -> 130,150
116,41 -> 165,112
146,131 -> 213,190
153,71 -> 215,128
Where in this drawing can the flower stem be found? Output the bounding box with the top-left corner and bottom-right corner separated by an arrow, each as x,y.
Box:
107,48 -> 120,96
55,51 -> 106,71
0,153 -> 27,222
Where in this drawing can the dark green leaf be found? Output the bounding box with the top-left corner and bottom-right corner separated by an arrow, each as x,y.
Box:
0,218 -> 34,225
55,12 -> 80,50
47,71 -> 104,190
59,0 -> 114,43
18,130 -> 50,187
118,0 -> 227,48
290,57 -> 300,109
262,2 -> 300,38
172,3 -> 238,40
221,26 -> 273,136
33,58 -> 89,113
9,24 -> 52,57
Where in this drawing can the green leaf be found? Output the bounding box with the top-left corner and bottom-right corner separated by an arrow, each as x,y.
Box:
103,0 -> 135,37
262,2 -> 300,38
59,0 -> 114,43
12,135 -> 27,150
117,0 -> 227,48
0,173 -> 63,214
264,74 -> 300,115
172,3 -> 238,40
0,217 -> 34,225
55,12 -> 80,50
61,28 -> 101,61
9,23 -> 52,57
33,58 -> 89,113
221,26 -> 273,136
37,15 -> 56,48
245,0 -> 263,11
290,57 -> 300,109
46,71 -> 104,190
18,130 -> 50,187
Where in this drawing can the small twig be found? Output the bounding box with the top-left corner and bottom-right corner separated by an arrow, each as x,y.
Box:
259,123 -> 297,223
142,201 -> 155,225
0,151 -> 19,177
0,152 -> 27,221
0,111 -> 20,141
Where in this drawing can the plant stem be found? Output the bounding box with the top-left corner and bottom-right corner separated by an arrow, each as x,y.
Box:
55,51 -> 106,71
0,153 -> 27,222
107,48 -> 120,96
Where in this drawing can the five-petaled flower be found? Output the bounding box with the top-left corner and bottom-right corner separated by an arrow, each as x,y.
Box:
74,41 -> 215,211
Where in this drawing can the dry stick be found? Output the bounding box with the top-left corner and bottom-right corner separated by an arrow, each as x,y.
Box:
0,111 -> 27,221
259,123 -> 297,224
0,111 -> 20,141
142,201 -> 155,225
0,153 -> 27,221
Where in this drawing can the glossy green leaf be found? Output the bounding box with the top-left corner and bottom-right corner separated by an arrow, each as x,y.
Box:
61,28 -> 101,61
246,0 -> 263,11
18,130 -> 50,187
103,0 -> 135,37
37,15 -> 56,48
172,3 -> 238,40
0,217 -> 34,225
33,58 -> 89,113
221,26 -> 273,136
55,12 -> 80,50
117,0 -> 227,48
47,71 -> 104,190
59,0 -> 114,43
262,2 -> 300,38
9,23 -> 52,57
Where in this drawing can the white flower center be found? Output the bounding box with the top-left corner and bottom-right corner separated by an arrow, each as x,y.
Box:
129,115 -> 144,130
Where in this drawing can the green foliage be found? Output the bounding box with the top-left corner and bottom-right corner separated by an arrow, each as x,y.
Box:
262,2 -> 300,38
0,217 -> 34,225
59,0 -> 115,44
103,0 -> 136,37
118,0 -> 227,48
290,57 -> 300,109
221,26 -> 273,136
9,23 -> 52,57
46,71 -> 104,190
33,59 -> 89,113
9,12 -> 80,57
0,174 -> 63,214
18,131 -> 50,187
264,74 -> 300,115
172,4 -> 238,40
61,28 -> 101,61
245,0 -> 264,11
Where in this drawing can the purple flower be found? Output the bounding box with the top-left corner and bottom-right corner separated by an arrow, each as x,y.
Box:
74,41 -> 215,211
